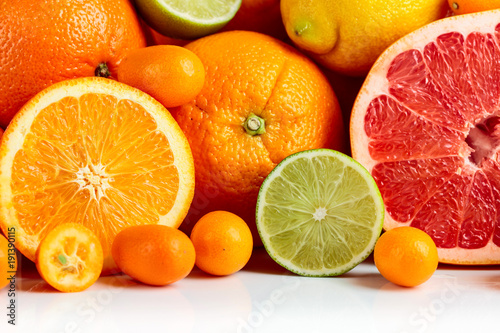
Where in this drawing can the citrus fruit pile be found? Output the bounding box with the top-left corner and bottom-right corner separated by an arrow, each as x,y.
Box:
2,0 -> 500,293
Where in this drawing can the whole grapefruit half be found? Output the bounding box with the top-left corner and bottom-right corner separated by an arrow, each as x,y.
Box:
351,9 -> 500,265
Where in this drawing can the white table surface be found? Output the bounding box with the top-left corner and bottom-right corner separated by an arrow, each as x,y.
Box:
2,247 -> 499,333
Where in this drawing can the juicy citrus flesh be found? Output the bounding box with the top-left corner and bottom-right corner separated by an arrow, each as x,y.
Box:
36,223 -> 103,292
256,149 -> 384,276
0,77 -> 195,273
350,11 -> 500,264
135,0 -> 242,39
374,227 -> 439,287
190,211 -> 253,276
160,0 -> 242,21
112,224 -> 196,286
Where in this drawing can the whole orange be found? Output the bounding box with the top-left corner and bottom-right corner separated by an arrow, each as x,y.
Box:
171,31 -> 346,243
190,211 -> 253,276
374,227 -> 439,287
0,0 -> 146,128
112,225 -> 195,286
116,45 -> 205,108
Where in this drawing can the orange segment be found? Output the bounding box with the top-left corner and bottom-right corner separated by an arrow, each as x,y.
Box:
0,77 -> 195,274
36,223 -> 103,292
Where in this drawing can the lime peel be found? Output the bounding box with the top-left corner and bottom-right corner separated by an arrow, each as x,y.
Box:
256,149 -> 385,277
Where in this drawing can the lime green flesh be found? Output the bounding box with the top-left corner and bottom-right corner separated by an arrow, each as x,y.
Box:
163,0 -> 240,20
136,0 -> 242,39
256,149 -> 384,277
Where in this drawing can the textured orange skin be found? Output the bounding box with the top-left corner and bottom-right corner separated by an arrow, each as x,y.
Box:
112,225 -> 195,286
0,0 -> 146,128
0,234 -> 16,289
190,211 -> 253,276
171,31 -> 346,244
117,45 -> 205,108
374,227 -> 439,287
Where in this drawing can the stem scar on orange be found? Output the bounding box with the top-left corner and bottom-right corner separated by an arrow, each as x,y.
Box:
190,211 -> 253,276
117,45 -> 206,108
36,223 -> 103,292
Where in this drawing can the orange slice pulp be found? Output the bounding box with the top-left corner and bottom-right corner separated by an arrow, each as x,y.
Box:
36,223 -> 103,292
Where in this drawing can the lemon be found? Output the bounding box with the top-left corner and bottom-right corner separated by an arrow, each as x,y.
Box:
281,0 -> 449,76
135,0 -> 242,40
256,149 -> 384,277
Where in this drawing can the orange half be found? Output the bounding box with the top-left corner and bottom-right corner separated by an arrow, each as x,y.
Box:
0,77 -> 195,274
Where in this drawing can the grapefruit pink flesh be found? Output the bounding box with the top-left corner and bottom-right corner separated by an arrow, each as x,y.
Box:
352,12 -> 500,264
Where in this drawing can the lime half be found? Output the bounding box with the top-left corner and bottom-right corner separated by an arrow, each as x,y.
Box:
135,0 -> 242,40
256,149 -> 384,277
